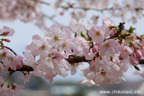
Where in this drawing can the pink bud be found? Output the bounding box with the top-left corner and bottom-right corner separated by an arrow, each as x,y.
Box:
16,64 -> 22,69
2,39 -> 11,42
119,55 -> 123,60
60,10 -> 64,15
68,2 -> 73,7
3,31 -> 9,36
130,56 -> 139,66
136,49 -> 143,60
92,46 -> 98,53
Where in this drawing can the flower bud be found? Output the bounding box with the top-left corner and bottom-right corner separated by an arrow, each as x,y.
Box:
136,49 -> 143,60
68,2 -> 73,7
16,64 -> 22,69
119,55 -> 123,60
3,31 -> 9,36
60,10 -> 64,15
2,38 -> 11,42
92,46 -> 98,53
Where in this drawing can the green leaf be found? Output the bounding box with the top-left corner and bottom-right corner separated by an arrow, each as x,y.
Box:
140,34 -> 144,37
128,26 -> 135,33
86,30 -> 92,40
117,36 -> 122,40
114,26 -> 119,31
80,32 -> 86,40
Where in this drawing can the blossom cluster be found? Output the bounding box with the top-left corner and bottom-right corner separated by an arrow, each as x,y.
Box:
53,0 -> 144,25
23,19 -> 144,87
0,0 -> 44,27
0,19 -> 144,95
1,0 -> 144,26
0,26 -> 24,96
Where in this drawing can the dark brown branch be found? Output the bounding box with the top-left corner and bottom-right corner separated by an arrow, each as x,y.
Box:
66,55 -> 90,63
109,22 -> 125,39
31,0 -> 144,12
3,46 -> 17,55
8,56 -> 144,72
30,0 -> 50,6
9,65 -> 34,72
139,59 -> 144,64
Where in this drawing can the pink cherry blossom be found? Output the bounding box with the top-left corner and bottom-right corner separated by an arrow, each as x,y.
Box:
103,18 -> 112,27
0,0 -> 44,27
120,46 -> 133,59
84,47 -> 95,60
130,56 -> 139,66
136,49 -> 143,60
99,39 -> 120,56
0,84 -> 24,96
88,26 -> 104,44
43,25 -> 68,47
71,24 -> 87,37
1,26 -> 15,37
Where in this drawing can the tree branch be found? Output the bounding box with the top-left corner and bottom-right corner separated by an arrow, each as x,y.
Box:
31,0 -> 144,12
8,65 -> 34,72
44,14 -> 60,25
108,22 -> 125,39
139,59 -> 144,64
66,55 -> 90,63
9,56 -> 144,72
3,46 -> 17,55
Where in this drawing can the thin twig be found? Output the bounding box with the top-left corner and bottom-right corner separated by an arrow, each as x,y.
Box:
31,0 -> 144,12
44,14 -> 60,25
3,46 -> 17,55
30,0 -> 50,5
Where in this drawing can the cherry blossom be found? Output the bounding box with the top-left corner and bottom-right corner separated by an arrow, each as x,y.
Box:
88,26 -> 104,44
99,39 -> 120,56
0,84 -> 24,96
0,0 -> 144,95
120,46 -> 133,59
0,0 -> 44,27
0,18 -> 144,95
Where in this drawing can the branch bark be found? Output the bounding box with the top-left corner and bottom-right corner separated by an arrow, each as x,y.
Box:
66,55 -> 90,63
139,59 -> 144,64
31,0 -> 144,12
12,56 -> 144,72
9,65 -> 34,72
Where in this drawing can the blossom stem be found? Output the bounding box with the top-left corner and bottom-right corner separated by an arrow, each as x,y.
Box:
3,46 -> 17,55
31,0 -> 144,12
